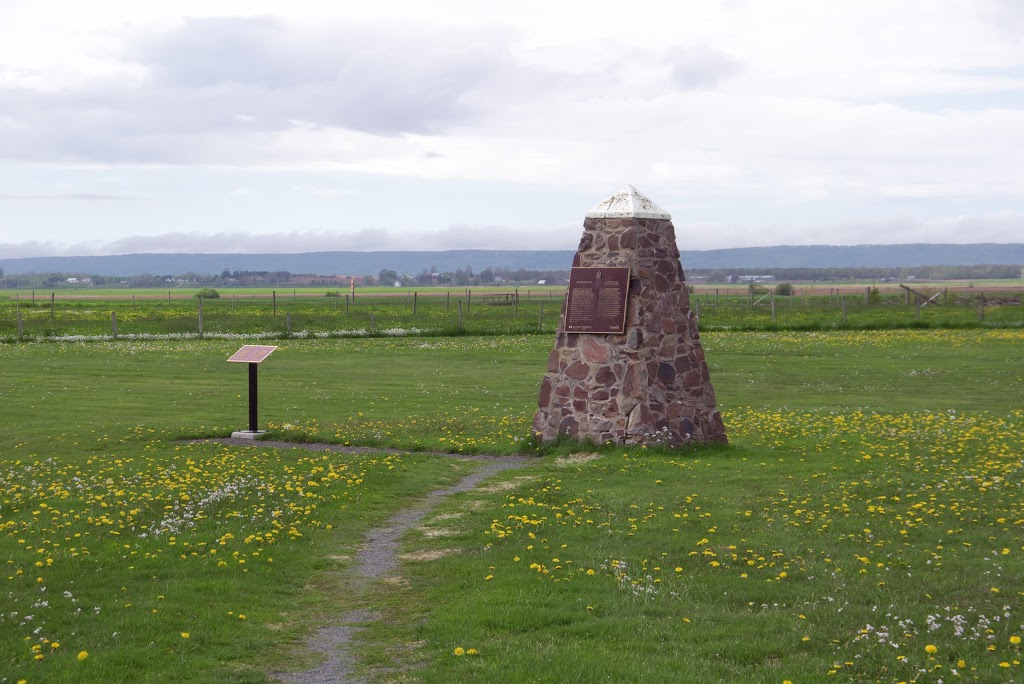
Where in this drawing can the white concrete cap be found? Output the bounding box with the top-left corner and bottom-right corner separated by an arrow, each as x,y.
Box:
584,184 -> 671,219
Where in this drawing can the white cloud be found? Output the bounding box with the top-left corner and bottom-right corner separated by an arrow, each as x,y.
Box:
3,211 -> 1020,259
0,223 -> 584,256
1,1 -> 1023,255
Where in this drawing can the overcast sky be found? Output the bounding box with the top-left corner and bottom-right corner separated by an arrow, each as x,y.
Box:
2,0 -> 1023,257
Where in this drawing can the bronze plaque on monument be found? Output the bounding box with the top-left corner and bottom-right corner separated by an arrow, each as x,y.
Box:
565,267 -> 630,334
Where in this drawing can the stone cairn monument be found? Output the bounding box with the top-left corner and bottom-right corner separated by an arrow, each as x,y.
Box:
532,185 -> 727,446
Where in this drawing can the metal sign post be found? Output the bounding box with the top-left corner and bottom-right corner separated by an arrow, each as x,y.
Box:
227,345 -> 278,438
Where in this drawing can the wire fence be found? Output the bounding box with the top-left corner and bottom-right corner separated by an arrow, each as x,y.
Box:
1,287 -> 1022,342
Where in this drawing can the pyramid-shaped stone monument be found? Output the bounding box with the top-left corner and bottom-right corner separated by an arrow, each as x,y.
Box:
532,185 -> 727,446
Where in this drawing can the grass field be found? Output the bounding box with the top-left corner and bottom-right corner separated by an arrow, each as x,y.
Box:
1,329 -> 1022,682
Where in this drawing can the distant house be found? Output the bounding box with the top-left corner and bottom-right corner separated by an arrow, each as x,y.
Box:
538,280 -> 547,285
67,277 -> 78,283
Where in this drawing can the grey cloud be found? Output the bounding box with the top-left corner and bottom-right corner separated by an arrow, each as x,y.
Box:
0,17 -> 534,164
130,17 -> 514,135
136,17 -> 337,88
984,0 -> 1024,35
667,45 -> 742,90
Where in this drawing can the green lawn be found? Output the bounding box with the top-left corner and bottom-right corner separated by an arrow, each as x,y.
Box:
1,329 -> 1022,682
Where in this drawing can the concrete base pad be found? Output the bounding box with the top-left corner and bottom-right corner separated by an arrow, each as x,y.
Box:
231,430 -> 267,440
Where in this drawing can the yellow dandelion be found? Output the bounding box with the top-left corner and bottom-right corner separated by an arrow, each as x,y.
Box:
467,648 -> 478,655
453,647 -> 465,656
1011,636 -> 1021,645
925,644 -> 937,654
78,650 -> 89,661
181,632 -> 190,639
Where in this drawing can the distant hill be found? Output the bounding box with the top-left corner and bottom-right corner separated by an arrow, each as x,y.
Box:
2,244 -> 1023,277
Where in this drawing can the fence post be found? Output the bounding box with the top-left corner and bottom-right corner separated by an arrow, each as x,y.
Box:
112,311 -> 117,339
17,309 -> 23,341
467,289 -> 471,313
771,292 -> 775,324
447,291 -> 450,310
979,293 -> 985,321
168,290 -> 171,303
538,301 -> 544,331
695,300 -> 700,324
273,291 -> 277,316
370,312 -> 375,332
413,291 -> 417,316
715,288 -> 719,307
51,292 -> 55,320
198,296 -> 204,337
864,287 -> 870,305
345,294 -> 349,315
286,313 -> 291,335
458,300 -> 463,328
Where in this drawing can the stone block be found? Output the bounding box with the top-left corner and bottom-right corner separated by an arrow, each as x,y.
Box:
532,185 -> 727,447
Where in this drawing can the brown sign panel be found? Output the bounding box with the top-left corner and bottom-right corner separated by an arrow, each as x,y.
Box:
565,267 -> 630,334
227,345 -> 278,364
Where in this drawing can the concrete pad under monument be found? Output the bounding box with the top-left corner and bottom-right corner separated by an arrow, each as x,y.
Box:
532,185 -> 727,446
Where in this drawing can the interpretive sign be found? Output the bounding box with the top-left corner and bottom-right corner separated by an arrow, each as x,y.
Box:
227,345 -> 278,437
565,267 -> 630,334
227,345 -> 277,364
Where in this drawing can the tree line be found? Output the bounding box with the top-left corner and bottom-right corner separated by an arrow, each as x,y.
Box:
689,264 -> 1022,282
2,263 -> 1020,290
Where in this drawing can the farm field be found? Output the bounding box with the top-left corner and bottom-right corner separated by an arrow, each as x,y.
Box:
1,284 -> 1022,341
1,329 -> 1022,682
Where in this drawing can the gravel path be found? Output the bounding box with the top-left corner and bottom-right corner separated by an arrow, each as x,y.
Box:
254,446 -> 533,684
